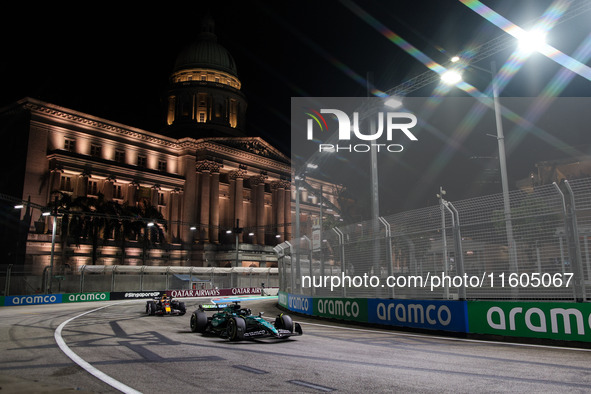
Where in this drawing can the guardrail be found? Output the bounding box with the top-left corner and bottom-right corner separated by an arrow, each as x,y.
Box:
279,291 -> 591,344
1,265 -> 279,296
0,287 -> 278,307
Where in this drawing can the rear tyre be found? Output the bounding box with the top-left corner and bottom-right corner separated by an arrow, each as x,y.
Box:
178,302 -> 186,316
190,310 -> 208,333
146,301 -> 156,316
294,322 -> 303,335
227,316 -> 246,341
274,314 -> 293,332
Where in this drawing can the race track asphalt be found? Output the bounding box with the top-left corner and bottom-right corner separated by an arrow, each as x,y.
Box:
2,297 -> 591,393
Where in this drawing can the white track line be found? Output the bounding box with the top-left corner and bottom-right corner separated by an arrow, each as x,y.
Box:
54,297 -> 590,394
54,302 -> 142,394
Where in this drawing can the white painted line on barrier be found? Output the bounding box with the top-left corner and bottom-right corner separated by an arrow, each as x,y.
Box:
54,302 -> 142,394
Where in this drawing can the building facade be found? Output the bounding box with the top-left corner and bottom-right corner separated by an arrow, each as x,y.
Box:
0,15 -> 340,274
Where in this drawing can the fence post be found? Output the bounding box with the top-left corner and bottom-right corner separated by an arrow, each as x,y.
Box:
4,264 -> 12,297
444,201 -> 466,301
379,217 -> 395,299
140,266 -> 146,291
273,245 -> 284,291
111,265 -> 116,292
79,265 -> 85,293
285,241 -> 294,293
303,235 -> 313,296
332,227 -> 346,297
166,266 -> 170,291
563,181 -> 586,302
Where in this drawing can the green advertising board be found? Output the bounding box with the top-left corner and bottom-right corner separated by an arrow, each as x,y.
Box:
0,296 -> 4,307
468,301 -> 591,342
63,292 -> 110,303
314,297 -> 368,322
278,291 -> 288,308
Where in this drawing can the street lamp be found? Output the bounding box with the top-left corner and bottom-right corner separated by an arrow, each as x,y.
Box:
43,196 -> 59,294
517,29 -> 547,54
441,59 -> 517,274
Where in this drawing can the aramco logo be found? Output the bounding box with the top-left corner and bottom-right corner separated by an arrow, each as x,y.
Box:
305,108 -> 418,153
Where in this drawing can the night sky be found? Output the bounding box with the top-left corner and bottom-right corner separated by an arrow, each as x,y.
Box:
2,1 -> 590,215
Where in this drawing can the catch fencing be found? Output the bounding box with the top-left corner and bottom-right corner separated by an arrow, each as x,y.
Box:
1,264 -> 278,296
276,178 -> 591,302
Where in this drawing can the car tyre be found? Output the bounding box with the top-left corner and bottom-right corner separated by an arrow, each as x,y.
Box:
190,310 -> 208,333
178,302 -> 186,316
227,316 -> 246,341
146,301 -> 156,316
274,313 -> 293,332
294,322 -> 303,335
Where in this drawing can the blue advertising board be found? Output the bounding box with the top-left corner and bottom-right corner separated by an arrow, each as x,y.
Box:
368,299 -> 468,333
4,294 -> 63,306
287,293 -> 313,315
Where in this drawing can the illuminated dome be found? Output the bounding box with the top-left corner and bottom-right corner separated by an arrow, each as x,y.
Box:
164,13 -> 247,138
173,15 -> 238,77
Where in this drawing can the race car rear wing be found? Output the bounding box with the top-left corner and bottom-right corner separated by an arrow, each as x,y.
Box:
198,303 -> 228,311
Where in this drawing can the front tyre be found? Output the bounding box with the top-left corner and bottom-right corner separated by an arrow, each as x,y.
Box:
227,316 -> 246,341
274,314 -> 293,332
190,311 -> 208,333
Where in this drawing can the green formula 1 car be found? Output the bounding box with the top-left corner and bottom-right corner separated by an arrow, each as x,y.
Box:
190,301 -> 303,341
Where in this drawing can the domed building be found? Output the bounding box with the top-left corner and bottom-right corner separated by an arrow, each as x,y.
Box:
0,14 -> 338,274
165,14 -> 247,138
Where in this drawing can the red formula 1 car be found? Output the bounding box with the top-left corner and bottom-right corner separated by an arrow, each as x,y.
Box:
146,295 -> 186,316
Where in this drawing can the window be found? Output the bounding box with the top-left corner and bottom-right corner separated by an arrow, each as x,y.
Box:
64,139 -> 75,152
59,176 -> 72,192
201,75 -> 206,81
137,155 -> 147,168
115,150 -> 125,163
88,180 -> 98,196
158,160 -> 167,172
90,144 -> 102,158
113,184 -> 123,199
198,112 -> 205,123
158,192 -> 166,206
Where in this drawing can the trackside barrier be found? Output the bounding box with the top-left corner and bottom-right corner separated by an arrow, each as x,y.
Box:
4,294 -> 63,306
279,291 -> 591,343
278,291 -> 469,333
63,292 -> 110,303
0,287 -> 278,307
468,301 -> 591,342
167,287 -> 277,298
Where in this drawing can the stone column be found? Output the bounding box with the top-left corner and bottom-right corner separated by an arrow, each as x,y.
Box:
197,161 -> 212,242
272,182 -> 285,242
181,155 -> 197,244
49,167 -> 63,200
250,174 -> 267,245
127,181 -> 138,207
284,186 -> 291,240
151,184 -> 160,207
275,180 -> 291,242
170,188 -> 180,242
209,164 -> 221,243
103,177 -> 114,201
229,167 -> 247,241
75,172 -> 88,198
